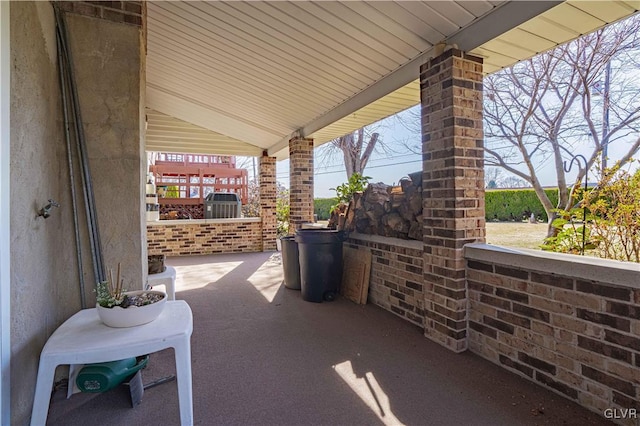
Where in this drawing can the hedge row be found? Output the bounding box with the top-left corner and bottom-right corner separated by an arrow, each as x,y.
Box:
314,198 -> 338,220
485,188 -> 558,222
313,189 -> 558,222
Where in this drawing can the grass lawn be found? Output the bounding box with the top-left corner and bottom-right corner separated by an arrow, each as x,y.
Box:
485,222 -> 548,250
319,220 -> 548,249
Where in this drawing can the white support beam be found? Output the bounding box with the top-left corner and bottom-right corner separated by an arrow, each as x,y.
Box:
266,137 -> 292,161
0,2 -> 10,424
448,1 -> 563,51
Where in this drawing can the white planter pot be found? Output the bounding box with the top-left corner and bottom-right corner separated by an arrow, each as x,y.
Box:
96,290 -> 167,328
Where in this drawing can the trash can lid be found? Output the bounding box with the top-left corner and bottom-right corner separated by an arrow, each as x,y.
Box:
294,229 -> 345,244
301,223 -> 326,229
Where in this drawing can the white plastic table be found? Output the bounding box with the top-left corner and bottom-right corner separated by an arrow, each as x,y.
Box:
147,265 -> 177,300
30,301 -> 193,426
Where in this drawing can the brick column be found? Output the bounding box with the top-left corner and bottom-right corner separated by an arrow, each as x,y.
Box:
259,154 -> 277,251
289,137 -> 314,234
421,49 -> 486,353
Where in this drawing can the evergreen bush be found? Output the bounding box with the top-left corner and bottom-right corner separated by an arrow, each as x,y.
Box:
485,188 -> 558,222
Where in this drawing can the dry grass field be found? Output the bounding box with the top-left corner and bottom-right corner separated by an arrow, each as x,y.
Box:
320,220 -> 548,249
485,222 -> 548,250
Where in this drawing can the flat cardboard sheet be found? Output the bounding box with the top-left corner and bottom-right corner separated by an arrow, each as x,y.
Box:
341,246 -> 371,304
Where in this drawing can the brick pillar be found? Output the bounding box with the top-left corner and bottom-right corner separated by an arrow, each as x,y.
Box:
289,137 -> 314,234
259,154 -> 277,251
421,49 -> 486,353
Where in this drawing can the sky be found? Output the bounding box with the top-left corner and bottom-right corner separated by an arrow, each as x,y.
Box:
238,108 -> 426,198
276,113 -> 424,198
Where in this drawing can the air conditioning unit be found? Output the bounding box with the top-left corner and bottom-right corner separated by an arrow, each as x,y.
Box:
204,193 -> 242,219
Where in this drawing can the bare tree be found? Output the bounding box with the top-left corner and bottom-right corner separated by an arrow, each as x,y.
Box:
484,15 -> 640,236
502,176 -> 529,189
485,167 -> 503,188
318,127 -> 384,179
393,105 -> 422,155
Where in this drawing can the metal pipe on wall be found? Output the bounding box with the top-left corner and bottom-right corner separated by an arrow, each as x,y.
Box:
54,6 -> 106,289
55,22 -> 86,309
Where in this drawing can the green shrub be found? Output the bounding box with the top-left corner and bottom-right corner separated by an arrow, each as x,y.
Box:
276,188 -> 290,237
314,198 -> 338,220
166,185 -> 180,198
540,210 -> 595,254
485,188 -> 559,222
584,166 -> 640,262
547,166 -> 640,262
331,173 -> 370,205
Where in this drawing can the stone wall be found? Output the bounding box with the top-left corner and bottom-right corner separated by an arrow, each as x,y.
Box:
347,234 -> 425,328
147,219 -> 263,256
465,244 -> 640,425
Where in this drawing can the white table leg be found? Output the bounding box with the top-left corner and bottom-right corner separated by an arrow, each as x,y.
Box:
30,358 -> 56,426
174,338 -> 193,426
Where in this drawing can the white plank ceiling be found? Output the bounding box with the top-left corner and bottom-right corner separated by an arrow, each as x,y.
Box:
145,1 -> 640,159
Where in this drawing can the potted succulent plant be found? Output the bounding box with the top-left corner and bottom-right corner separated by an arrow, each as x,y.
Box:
96,263 -> 167,328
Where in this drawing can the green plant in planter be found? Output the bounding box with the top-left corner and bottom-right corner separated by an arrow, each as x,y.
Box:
96,263 -> 166,309
95,264 -> 126,308
96,280 -> 125,308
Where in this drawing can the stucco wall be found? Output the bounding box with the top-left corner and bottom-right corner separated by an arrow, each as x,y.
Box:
10,4 -> 144,423
10,3 -> 81,423
66,13 -> 145,290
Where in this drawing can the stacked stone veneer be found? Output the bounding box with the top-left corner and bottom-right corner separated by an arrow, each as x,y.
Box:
465,244 -> 640,424
348,234 -> 425,328
289,137 -> 314,233
260,155 -> 277,251
147,219 -> 262,256
421,49 -> 486,352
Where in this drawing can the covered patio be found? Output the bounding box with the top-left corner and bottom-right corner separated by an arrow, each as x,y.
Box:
3,1 -> 640,425
46,252 -> 608,425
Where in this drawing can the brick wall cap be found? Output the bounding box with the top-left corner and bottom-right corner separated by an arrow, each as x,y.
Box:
348,232 -> 423,251
147,217 -> 261,227
464,243 -> 640,289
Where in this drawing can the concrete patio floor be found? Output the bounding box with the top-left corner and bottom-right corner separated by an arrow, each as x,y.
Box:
46,251 -> 612,426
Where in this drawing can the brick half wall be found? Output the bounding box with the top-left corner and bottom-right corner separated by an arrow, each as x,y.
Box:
465,243 -> 640,424
147,218 -> 262,256
348,233 -> 425,328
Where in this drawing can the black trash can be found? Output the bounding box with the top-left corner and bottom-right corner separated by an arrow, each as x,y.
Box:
280,236 -> 301,290
295,229 -> 345,303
